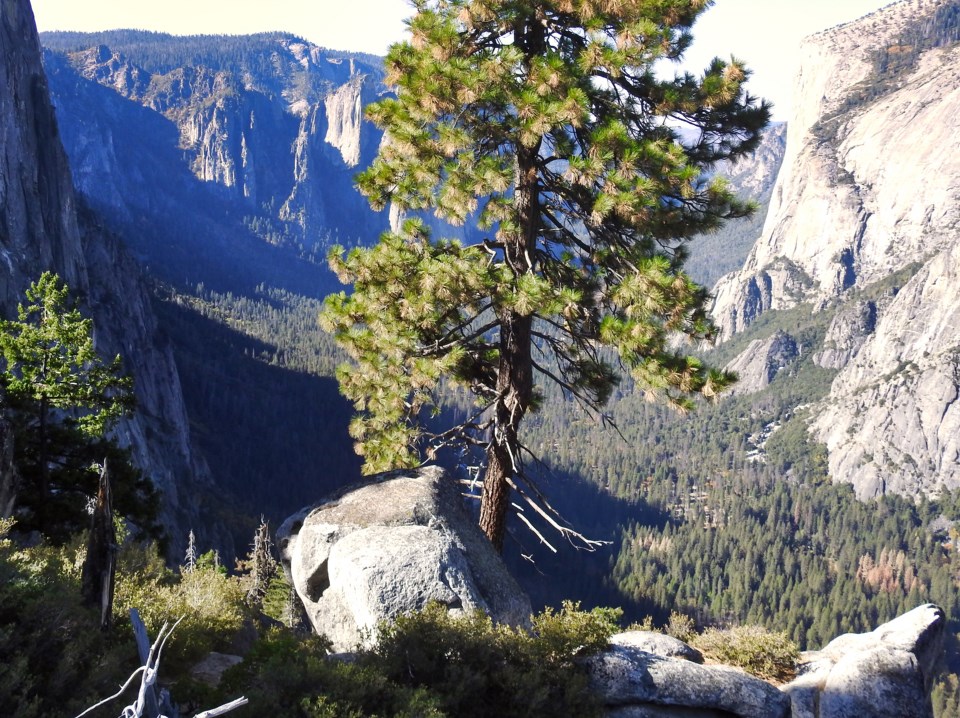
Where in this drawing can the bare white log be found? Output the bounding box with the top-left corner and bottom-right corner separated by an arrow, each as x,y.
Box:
192,697 -> 249,717
73,666 -> 147,718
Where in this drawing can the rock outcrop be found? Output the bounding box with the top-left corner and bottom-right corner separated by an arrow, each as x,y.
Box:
587,604 -> 944,718
812,237 -> 960,498
812,299 -> 879,371
783,603 -> 944,718
725,330 -> 800,396
277,466 -> 531,652
712,0 -> 960,339
587,634 -> 791,718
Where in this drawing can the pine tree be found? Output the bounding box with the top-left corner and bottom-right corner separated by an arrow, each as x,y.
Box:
322,0 -> 770,550
0,272 -> 148,541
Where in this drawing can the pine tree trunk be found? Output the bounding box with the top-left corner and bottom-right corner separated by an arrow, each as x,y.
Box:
479,310 -> 533,551
479,440 -> 512,552
478,39 -> 540,549
0,407 -> 18,519
38,394 -> 49,499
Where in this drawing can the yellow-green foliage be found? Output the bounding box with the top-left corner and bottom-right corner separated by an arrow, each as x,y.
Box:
1,527 -> 258,716
664,610 -> 697,643
113,547 -> 247,670
692,625 -> 799,683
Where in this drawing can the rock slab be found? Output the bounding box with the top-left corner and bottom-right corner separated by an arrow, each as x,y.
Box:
782,603 -> 944,718
589,605 -> 944,718
277,466 -> 531,651
586,639 -> 790,718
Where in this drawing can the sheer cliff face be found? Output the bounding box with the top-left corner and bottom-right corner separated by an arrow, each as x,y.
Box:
713,0 -> 960,336
711,0 -> 960,499
1,0 -> 210,543
0,0 -> 84,309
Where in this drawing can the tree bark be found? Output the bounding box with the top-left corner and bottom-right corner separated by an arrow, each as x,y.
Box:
0,406 -> 18,519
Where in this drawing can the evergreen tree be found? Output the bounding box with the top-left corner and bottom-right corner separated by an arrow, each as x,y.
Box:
0,273 -> 151,541
322,0 -> 770,549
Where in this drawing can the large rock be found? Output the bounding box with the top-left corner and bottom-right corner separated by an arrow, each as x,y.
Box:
782,603 -> 945,718
724,330 -> 799,396
589,605 -> 944,718
609,632 -> 704,664
277,466 -> 531,651
586,640 -> 790,718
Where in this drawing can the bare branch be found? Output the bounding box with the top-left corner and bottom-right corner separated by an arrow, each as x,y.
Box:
512,504 -> 558,553
194,697 -> 250,718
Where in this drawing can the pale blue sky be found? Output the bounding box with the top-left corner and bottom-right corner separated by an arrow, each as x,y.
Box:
31,0 -> 896,120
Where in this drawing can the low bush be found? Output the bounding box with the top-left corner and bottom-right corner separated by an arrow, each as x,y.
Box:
0,521 -> 137,716
692,624 -> 799,683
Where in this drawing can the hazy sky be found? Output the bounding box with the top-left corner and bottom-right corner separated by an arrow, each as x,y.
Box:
31,0 -> 896,120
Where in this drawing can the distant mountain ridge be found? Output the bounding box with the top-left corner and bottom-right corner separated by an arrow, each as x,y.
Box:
41,29 -> 389,296
0,2 -> 217,552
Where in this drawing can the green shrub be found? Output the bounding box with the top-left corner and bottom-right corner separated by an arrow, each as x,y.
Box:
113,551 -> 248,675
367,601 -> 619,718
692,625 -> 799,683
0,523 -> 137,717
220,627 -> 442,717
217,601 -> 620,718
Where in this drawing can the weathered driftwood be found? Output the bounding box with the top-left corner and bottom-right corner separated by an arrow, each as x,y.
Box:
130,608 -> 166,718
193,697 -> 250,718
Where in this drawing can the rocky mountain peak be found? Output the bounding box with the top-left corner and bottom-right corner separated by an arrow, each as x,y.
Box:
42,31 -> 388,250
71,44 -> 150,99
